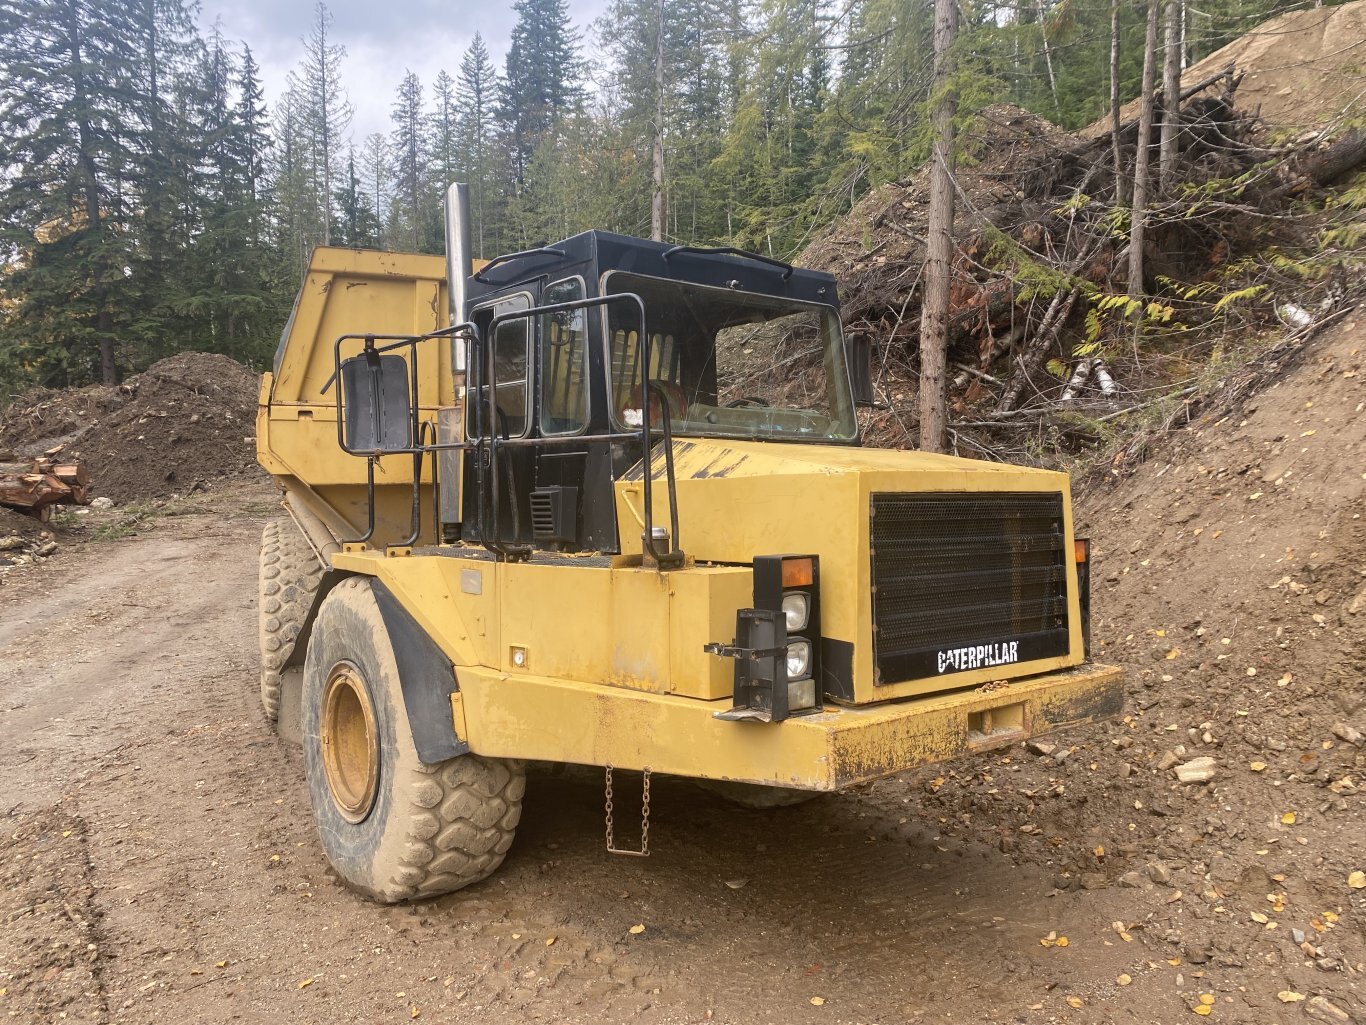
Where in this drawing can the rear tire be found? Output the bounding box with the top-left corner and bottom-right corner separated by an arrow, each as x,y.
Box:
697,780 -> 823,809
302,576 -> 524,903
258,516 -> 323,721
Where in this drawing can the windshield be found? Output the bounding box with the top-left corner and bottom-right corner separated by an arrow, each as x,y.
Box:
603,272 -> 857,443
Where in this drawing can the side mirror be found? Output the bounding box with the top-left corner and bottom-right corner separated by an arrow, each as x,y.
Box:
848,333 -> 876,407
340,351 -> 413,452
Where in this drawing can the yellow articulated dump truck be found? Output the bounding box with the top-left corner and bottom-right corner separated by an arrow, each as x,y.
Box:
256,183 -> 1123,902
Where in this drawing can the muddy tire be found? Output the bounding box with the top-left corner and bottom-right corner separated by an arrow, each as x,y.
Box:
697,780 -> 823,809
258,517 -> 323,721
301,576 -> 524,903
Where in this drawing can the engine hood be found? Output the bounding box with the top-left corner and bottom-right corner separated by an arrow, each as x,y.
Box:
616,438 -> 1072,559
614,438 -> 1084,703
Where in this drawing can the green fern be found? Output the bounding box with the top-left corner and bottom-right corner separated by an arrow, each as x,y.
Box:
1211,284 -> 1267,312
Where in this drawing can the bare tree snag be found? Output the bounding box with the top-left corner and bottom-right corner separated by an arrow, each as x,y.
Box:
1034,0 -> 1059,113
650,0 -> 666,242
1159,0 -> 1183,191
1128,0 -> 1159,307
1110,1 -> 1125,205
918,0 -> 958,454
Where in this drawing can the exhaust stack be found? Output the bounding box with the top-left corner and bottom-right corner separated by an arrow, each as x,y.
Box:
444,183 -> 473,360
439,183 -> 473,534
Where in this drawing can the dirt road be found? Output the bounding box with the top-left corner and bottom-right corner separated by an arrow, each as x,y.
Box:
0,489 -> 1164,1025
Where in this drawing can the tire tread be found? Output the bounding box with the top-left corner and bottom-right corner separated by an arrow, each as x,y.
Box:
257,517 -> 323,721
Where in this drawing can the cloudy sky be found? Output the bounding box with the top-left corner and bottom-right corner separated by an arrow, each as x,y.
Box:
197,0 -> 612,142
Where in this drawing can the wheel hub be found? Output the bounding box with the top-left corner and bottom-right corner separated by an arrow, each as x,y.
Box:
320,662 -> 380,823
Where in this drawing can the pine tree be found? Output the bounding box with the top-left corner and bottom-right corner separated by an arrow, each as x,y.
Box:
335,148 -> 380,247
0,0 -> 143,386
817,0 -> 934,204
180,27 -> 280,365
128,0 -> 200,329
236,44 -> 268,230
287,2 -> 352,246
714,0 -> 831,254
360,132 -> 390,244
270,85 -> 324,282
457,33 -> 499,256
430,70 -> 460,186
390,70 -> 427,251
598,0 -> 714,239
500,0 -> 583,183
427,69 -> 460,251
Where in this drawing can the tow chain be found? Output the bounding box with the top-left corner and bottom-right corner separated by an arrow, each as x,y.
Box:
604,764 -> 651,857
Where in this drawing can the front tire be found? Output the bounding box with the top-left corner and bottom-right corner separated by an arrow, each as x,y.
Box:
301,576 -> 525,903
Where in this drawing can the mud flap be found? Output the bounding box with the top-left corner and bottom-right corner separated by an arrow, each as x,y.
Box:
283,572 -> 469,764
369,580 -> 470,764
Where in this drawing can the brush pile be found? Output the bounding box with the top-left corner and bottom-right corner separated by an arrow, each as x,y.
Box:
800,69 -> 1365,458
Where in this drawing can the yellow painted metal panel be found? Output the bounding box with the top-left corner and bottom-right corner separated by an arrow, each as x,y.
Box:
667,567 -> 752,700
260,248 -> 463,547
336,545 -> 1120,786
331,549 -> 498,669
454,661 -> 1123,789
495,562 -> 670,691
436,559 -> 750,701
271,247 -> 451,407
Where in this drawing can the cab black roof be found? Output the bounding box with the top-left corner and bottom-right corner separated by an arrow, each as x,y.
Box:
466,230 -> 840,309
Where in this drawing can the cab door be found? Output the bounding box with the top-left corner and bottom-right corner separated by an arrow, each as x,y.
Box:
530,277 -> 595,551
462,290 -> 534,546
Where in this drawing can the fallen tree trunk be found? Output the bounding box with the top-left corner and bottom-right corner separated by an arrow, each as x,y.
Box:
1305,128 -> 1366,186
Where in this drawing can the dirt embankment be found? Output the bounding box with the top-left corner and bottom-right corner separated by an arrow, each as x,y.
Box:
879,308 -> 1366,1022
795,2 -> 1365,452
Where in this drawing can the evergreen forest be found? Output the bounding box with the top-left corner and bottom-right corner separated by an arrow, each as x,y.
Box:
0,0 -> 1348,392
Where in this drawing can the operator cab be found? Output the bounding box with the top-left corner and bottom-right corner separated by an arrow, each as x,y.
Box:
457,231 -> 868,556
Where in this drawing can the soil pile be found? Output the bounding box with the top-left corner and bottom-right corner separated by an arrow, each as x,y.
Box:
0,384 -> 124,453
880,308 -> 1366,1021
0,352 -> 265,503
797,87 -> 1279,441
799,102 -> 1081,344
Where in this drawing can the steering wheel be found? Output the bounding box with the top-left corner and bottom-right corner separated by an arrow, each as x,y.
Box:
725,395 -> 771,409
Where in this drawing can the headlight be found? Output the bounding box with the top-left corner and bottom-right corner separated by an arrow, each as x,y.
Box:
782,592 -> 810,632
786,639 -> 811,679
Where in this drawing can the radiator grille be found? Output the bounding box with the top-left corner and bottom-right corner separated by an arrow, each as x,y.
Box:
870,492 -> 1070,685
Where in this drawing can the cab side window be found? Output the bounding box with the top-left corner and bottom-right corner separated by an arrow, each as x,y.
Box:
469,293 -> 531,438
539,279 -> 587,435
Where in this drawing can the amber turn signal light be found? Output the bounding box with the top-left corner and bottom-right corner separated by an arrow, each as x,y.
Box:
781,556 -> 814,588
1074,538 -> 1090,564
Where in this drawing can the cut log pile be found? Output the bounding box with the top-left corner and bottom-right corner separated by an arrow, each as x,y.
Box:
0,447 -> 91,518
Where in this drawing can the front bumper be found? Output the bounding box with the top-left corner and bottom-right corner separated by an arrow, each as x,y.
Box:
456,661 -> 1125,790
